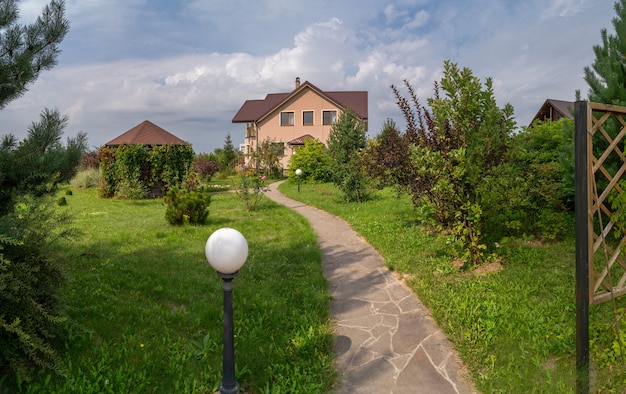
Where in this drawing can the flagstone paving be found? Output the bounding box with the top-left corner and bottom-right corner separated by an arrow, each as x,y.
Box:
265,182 -> 478,393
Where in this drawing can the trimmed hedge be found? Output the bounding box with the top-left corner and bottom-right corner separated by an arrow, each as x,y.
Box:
98,144 -> 194,198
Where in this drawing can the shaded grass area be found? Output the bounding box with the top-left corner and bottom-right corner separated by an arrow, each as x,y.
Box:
279,181 -> 626,393
18,187 -> 334,393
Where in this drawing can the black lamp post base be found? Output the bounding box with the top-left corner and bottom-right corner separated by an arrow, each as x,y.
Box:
218,271 -> 239,394
219,382 -> 239,394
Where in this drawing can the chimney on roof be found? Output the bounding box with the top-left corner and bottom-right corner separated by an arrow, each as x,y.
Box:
295,77 -> 300,89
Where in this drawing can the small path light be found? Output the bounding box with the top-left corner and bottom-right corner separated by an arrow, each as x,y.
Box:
295,168 -> 302,192
205,228 -> 248,394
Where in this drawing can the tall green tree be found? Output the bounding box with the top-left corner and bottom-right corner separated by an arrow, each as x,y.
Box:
0,0 -> 69,108
0,108 -> 86,211
220,133 -> 239,171
250,137 -> 283,178
390,61 -> 516,264
0,1 -> 77,384
583,0 -> 626,183
584,0 -> 626,105
0,109 -> 85,384
327,107 -> 370,202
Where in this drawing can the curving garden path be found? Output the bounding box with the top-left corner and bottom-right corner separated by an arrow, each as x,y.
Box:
265,181 -> 478,394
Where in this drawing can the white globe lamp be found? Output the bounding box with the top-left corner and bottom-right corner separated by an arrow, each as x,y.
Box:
205,228 -> 248,274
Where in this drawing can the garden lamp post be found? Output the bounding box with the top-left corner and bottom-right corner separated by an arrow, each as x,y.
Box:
295,168 -> 302,192
205,228 -> 248,394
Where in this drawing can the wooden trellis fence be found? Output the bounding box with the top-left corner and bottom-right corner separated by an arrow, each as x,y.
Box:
575,101 -> 626,393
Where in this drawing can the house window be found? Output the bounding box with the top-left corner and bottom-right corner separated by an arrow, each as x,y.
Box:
272,142 -> 285,156
323,110 -> 337,125
246,123 -> 256,138
303,111 -> 314,125
281,111 -> 294,126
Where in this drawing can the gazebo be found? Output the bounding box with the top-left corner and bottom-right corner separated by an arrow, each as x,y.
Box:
104,120 -> 189,147
100,121 -> 193,198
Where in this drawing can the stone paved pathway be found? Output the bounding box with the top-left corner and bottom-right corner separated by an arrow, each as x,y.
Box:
265,182 -> 478,393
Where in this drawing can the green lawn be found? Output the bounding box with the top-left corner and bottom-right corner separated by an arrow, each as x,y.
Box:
20,187 -> 335,393
278,181 -> 626,393
17,180 -> 626,393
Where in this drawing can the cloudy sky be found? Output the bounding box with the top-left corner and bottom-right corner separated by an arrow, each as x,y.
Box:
0,0 -> 617,153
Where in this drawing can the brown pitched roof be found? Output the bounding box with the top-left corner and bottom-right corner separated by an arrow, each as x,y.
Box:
529,99 -> 574,127
232,81 -> 368,123
232,94 -> 289,123
105,120 -> 189,146
287,134 -> 317,146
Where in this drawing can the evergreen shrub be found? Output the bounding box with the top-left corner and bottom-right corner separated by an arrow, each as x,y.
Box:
0,195 -> 76,381
164,187 -> 211,225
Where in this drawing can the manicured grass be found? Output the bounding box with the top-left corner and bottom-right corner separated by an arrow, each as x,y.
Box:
278,181 -> 626,393
21,187 -> 335,393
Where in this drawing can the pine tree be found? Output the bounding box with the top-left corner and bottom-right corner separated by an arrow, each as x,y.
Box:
327,107 -> 367,166
584,0 -> 626,105
220,133 -> 238,171
0,0 -> 69,108
0,2 -> 77,383
327,107 -> 369,202
0,108 -> 85,213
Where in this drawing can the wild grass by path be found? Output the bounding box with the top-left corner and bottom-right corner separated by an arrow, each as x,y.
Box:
19,187 -> 335,393
278,181 -> 626,393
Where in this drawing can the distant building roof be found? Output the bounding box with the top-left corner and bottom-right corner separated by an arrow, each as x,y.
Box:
529,99 -> 574,127
232,80 -> 368,123
105,120 -> 189,146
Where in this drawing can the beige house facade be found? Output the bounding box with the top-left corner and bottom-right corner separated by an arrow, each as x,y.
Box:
232,78 -> 368,169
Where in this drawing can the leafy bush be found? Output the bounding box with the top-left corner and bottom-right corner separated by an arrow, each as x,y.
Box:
164,187 -> 211,225
287,138 -> 332,183
386,72 -> 573,257
194,155 -> 220,181
98,144 -> 195,199
362,119 -> 413,190
0,195 -> 76,381
389,62 -> 516,265
249,138 -> 285,178
79,150 -> 99,170
478,118 -> 574,241
511,118 -> 574,209
233,168 -> 268,211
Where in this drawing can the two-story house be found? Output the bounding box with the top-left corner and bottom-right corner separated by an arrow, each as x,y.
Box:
232,78 -> 368,169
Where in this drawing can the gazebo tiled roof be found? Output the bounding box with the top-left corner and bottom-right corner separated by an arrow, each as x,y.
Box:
105,120 -> 189,146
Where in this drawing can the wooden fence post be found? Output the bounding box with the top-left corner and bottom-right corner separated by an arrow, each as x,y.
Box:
575,100 -> 589,394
